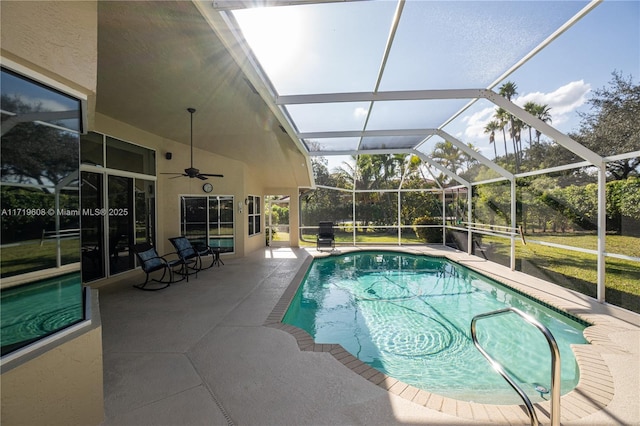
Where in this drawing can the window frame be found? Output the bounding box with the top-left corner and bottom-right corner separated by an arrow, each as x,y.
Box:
179,195 -> 236,252
247,194 -> 261,237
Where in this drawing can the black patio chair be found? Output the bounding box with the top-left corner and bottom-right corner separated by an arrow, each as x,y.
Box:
190,240 -> 216,269
316,221 -> 335,251
132,243 -> 185,290
168,236 -> 205,278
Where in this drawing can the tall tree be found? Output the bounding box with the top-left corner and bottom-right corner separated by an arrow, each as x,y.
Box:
523,101 -> 537,146
574,71 -> 640,180
532,103 -> 552,145
432,140 -> 465,184
484,120 -> 500,158
498,81 -> 521,168
494,107 -> 511,158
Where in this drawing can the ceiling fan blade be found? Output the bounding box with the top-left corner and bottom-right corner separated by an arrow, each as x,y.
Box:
160,172 -> 183,175
169,174 -> 188,179
200,173 -> 224,178
196,174 -> 208,180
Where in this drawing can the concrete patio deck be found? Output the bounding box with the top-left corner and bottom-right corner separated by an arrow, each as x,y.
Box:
96,246 -> 639,425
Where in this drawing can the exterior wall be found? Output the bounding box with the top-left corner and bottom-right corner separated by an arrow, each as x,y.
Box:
0,0 -> 98,115
1,292 -> 104,426
93,113 -> 250,258
1,2 -> 103,425
1,325 -> 104,426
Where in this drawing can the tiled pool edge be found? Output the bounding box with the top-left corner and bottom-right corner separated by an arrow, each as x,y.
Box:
263,247 -> 633,424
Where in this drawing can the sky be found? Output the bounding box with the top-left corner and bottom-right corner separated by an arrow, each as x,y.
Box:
447,0 -> 640,157
232,0 -> 640,167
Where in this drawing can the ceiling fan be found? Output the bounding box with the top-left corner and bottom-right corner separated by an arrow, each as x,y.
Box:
162,107 -> 223,180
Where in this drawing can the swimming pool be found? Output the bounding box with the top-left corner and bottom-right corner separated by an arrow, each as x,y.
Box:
283,251 -> 589,404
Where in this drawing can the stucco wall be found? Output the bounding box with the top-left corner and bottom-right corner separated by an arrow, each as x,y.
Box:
1,290 -> 104,426
1,327 -> 104,426
94,113 -> 252,257
0,0 -> 98,113
1,2 -> 103,425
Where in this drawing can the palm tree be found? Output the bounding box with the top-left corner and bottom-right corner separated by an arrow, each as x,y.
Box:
432,141 -> 465,183
533,103 -> 552,145
484,120 -> 500,158
523,101 -> 537,147
494,107 -> 510,157
511,116 -> 525,154
498,81 -> 520,168
498,81 -> 518,102
523,102 -> 553,146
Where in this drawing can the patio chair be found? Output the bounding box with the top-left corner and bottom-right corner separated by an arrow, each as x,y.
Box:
316,221 -> 335,251
190,240 -> 216,269
168,236 -> 204,278
132,243 -> 184,290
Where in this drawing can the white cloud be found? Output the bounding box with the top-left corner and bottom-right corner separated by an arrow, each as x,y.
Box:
463,106 -> 496,141
514,80 -> 591,126
459,80 -> 591,145
17,94 -> 69,112
354,106 -> 369,118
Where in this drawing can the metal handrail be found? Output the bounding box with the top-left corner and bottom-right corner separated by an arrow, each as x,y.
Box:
470,307 -> 561,426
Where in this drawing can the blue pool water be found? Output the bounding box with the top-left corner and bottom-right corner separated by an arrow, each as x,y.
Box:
1,272 -> 84,356
283,252 -> 589,404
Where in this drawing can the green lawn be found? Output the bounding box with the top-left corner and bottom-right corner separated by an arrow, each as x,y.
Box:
1,239 -> 80,278
524,232 -> 640,258
483,234 -> 639,313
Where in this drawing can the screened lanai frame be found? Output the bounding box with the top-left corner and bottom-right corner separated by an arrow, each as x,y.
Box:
195,0 -> 639,306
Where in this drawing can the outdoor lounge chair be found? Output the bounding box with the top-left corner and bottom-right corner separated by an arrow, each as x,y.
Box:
168,236 -> 206,278
190,240 -> 216,269
316,221 -> 335,251
132,243 -> 185,290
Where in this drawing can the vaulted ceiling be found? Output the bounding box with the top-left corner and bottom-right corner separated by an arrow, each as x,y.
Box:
96,0 -> 312,188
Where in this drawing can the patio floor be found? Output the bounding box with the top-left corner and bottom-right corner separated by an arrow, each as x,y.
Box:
96,246 -> 639,425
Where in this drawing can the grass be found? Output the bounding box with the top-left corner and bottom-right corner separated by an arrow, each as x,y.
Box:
1,239 -> 80,278
481,234 -> 639,313
523,232 -> 640,258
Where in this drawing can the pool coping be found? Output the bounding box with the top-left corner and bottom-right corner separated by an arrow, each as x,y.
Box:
264,246 -> 638,425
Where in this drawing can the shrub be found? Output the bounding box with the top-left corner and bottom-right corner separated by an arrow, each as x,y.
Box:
413,216 -> 443,243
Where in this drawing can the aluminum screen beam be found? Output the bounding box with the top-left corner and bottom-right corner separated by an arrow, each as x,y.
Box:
276,89 -> 485,105
481,89 -> 603,165
211,0 -> 363,11
299,129 -> 438,139
412,150 -> 470,187
433,130 -> 513,180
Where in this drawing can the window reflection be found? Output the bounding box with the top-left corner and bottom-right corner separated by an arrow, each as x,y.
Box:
80,132 -> 104,167
1,68 -> 81,132
1,66 -> 83,355
106,136 -> 156,175
108,175 -> 134,275
181,196 -> 235,251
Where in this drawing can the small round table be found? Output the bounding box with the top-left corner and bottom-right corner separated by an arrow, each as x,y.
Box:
209,246 -> 233,266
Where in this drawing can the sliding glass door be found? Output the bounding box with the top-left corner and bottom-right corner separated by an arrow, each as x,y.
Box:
80,132 -> 157,282
81,172 -> 105,281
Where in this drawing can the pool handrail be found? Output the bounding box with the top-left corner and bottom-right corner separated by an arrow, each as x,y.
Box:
470,307 -> 561,426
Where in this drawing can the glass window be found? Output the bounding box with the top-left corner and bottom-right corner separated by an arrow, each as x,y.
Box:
81,171 -> 105,282
248,195 -> 261,236
135,179 -> 155,246
108,175 -> 134,275
1,66 -> 83,355
1,67 -> 82,132
181,196 -> 235,251
80,132 -> 104,167
106,136 -> 156,175
181,196 -> 207,242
